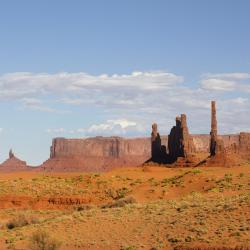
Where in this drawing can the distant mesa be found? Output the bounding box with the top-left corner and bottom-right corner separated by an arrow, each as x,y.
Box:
0,101 -> 250,172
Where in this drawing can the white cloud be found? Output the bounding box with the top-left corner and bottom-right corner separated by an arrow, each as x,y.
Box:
1,70 -> 250,135
0,71 -> 183,101
20,98 -> 69,113
87,119 -> 140,135
46,119 -> 144,137
200,72 -> 250,92
0,128 -> 3,134
204,73 -> 250,80
201,78 -> 236,91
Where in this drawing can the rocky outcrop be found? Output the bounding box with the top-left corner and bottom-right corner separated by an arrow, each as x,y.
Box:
149,114 -> 196,165
168,116 -> 184,161
207,102 -> 250,167
1,98 -> 249,172
168,114 -> 195,161
239,132 -> 250,152
210,101 -> 218,156
181,114 -> 196,157
9,149 -> 14,159
151,123 -> 162,161
0,152 -> 31,172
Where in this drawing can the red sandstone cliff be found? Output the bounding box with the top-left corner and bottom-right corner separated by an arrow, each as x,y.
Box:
37,134 -> 245,172
0,133 -> 248,172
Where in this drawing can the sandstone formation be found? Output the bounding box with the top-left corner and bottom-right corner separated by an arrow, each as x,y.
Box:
180,114 -> 196,157
168,114 -> 195,162
0,101 -> 249,172
151,123 -> 163,162
9,149 -> 14,159
151,123 -> 167,163
227,132 -> 250,161
210,101 -> 218,156
0,133 -> 248,172
40,137 -> 155,172
206,101 -> 250,167
168,116 -> 184,161
149,114 -> 196,165
0,150 -> 31,172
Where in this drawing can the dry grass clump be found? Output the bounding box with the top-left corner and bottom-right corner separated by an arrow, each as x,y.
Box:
75,204 -> 94,211
29,229 -> 61,250
6,213 -> 39,229
101,196 -> 136,209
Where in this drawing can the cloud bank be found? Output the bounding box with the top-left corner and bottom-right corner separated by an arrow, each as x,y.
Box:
1,71 -> 250,135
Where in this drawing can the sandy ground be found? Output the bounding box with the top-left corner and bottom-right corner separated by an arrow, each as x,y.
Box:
0,165 -> 249,249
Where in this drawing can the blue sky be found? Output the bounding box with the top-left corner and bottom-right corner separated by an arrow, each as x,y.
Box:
0,0 -> 250,165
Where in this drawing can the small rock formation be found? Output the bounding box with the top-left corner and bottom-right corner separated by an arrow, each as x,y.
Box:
207,101 -> 231,167
210,101 -> 218,156
168,114 -> 195,163
9,149 -> 14,159
151,123 -> 162,162
149,114 -> 196,165
236,132 -> 250,161
181,114 -> 195,157
168,116 -> 183,161
0,151 -> 29,172
209,101 -> 225,157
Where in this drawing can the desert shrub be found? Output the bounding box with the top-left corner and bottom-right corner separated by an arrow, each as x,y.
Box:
105,187 -> 131,200
191,169 -> 202,174
101,196 -> 136,209
6,213 -> 39,229
75,204 -> 94,211
224,173 -> 233,182
29,230 -> 61,250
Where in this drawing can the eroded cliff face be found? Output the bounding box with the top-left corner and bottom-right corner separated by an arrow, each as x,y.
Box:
37,134 -> 245,172
50,137 -> 152,158
50,135 -> 240,159
0,133 -> 248,172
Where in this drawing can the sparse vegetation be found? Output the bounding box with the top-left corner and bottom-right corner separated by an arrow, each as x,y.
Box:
29,230 -> 61,250
101,196 -> 136,208
0,166 -> 249,249
6,213 -> 39,229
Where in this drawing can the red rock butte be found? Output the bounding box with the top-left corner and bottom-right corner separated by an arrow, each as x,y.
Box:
0,101 -> 249,172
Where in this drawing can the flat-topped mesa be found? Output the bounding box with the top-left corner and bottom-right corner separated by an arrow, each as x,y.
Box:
151,123 -> 162,162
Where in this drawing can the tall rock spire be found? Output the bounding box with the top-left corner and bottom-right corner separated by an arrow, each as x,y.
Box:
210,101 -> 217,156
151,123 -> 162,161
181,114 -> 195,158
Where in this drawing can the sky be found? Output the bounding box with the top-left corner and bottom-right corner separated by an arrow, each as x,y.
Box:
0,0 -> 250,165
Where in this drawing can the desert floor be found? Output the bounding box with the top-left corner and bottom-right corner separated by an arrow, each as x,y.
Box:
0,164 -> 249,250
